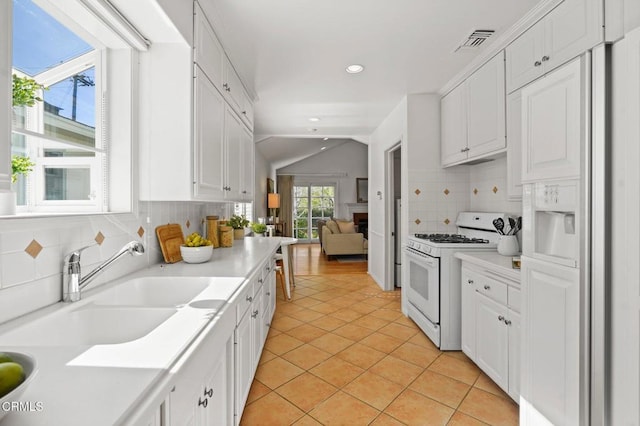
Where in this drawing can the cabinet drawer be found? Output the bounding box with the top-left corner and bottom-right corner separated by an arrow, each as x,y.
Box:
508,286 -> 521,313
233,280 -> 254,323
476,278 -> 508,305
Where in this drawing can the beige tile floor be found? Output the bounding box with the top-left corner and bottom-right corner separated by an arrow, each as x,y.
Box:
241,274 -> 519,425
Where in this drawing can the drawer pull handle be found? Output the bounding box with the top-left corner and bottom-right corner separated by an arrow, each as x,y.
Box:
266,292 -> 271,296
198,397 -> 208,408
246,295 -> 253,302
252,310 -> 259,318
258,278 -> 263,284
467,279 -> 474,285
534,60 -> 542,67
483,285 -> 490,290
541,55 -> 550,62
204,387 -> 213,398
498,315 -> 505,322
504,319 -> 512,326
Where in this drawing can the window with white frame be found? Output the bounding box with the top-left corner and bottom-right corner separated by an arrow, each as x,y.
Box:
234,202 -> 253,223
8,0 -> 142,214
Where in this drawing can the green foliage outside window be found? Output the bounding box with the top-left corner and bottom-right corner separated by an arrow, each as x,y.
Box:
11,155 -> 35,183
12,74 -> 46,107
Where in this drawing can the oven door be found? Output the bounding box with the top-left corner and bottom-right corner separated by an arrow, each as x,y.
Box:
405,248 -> 440,323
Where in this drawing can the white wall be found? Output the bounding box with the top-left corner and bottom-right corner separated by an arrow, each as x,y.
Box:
254,149 -> 270,219
369,98 -> 407,287
277,141 -> 368,219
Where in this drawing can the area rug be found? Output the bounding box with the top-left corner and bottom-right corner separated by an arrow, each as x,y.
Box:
335,255 -> 368,263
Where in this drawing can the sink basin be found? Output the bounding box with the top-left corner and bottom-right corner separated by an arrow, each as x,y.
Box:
91,277 -> 210,307
0,306 -> 177,346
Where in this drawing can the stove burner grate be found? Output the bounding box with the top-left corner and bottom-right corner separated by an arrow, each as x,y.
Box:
414,233 -> 490,244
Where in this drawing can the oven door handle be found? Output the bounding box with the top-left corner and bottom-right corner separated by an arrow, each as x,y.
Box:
406,249 -> 438,267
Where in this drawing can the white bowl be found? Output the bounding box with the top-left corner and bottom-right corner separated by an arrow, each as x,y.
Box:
180,245 -> 213,263
0,351 -> 38,421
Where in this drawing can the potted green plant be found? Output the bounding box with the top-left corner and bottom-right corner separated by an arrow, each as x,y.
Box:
251,222 -> 268,236
12,74 -> 45,107
228,215 -> 250,239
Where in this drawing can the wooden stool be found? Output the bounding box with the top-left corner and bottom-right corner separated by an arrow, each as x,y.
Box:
274,265 -> 288,300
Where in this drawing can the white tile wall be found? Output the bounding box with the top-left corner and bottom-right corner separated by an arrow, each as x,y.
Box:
407,156 -> 522,235
468,157 -> 522,215
0,201 -> 228,325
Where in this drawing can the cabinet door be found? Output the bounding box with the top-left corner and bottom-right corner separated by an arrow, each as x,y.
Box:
521,57 -> 583,182
466,52 -> 506,159
241,126 -> 254,201
193,67 -> 226,200
506,90 -> 523,199
475,291 -> 509,392
194,3 -> 224,88
223,59 -> 244,114
460,268 -> 477,360
543,0 -> 603,73
251,286 -> 265,367
506,22 -> 545,93
234,309 -> 252,418
521,256 -> 581,426
441,83 -> 468,166
240,89 -> 254,130
200,334 -> 234,426
224,107 -> 243,200
507,310 -> 521,402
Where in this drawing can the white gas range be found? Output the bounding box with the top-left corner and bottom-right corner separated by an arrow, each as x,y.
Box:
404,212 -> 511,350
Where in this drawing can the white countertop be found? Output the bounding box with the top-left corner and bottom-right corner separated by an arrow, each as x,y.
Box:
0,237 -> 281,425
454,251 -> 521,283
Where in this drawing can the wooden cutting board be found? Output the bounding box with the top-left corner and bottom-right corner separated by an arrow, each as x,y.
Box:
156,223 -> 184,263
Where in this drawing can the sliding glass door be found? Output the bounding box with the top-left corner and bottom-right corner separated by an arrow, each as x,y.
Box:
293,184 -> 335,242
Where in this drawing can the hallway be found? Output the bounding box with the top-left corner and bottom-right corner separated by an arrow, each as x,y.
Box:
240,244 -> 518,425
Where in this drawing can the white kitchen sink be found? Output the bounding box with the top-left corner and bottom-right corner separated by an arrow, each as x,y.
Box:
0,306 -> 177,346
91,277 -> 210,307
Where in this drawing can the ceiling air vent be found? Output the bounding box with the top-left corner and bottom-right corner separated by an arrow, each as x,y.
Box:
455,30 -> 495,52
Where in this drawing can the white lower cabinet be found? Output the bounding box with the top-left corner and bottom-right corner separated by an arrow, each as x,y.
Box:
461,264 -> 520,402
169,309 -> 236,426
234,258 -> 276,424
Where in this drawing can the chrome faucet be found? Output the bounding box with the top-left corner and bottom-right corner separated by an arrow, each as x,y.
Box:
63,241 -> 145,302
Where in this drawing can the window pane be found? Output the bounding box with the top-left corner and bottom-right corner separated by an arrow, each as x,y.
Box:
44,167 -> 91,200
294,186 -> 308,197
43,67 -> 96,145
12,0 -> 93,76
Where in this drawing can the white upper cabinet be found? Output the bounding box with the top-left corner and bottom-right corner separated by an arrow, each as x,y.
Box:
193,66 -> 226,200
441,52 -> 506,167
441,82 -> 468,166
521,56 -> 584,182
224,106 -> 243,200
240,89 -> 254,130
241,126 -> 254,201
466,51 -> 506,158
506,0 -> 603,93
223,58 -> 244,116
506,90 -> 523,199
194,3 -> 224,88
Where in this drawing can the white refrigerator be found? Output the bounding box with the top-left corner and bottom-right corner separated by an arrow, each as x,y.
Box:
518,52 -> 600,425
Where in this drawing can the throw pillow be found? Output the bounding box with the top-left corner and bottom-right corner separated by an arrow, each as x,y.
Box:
326,220 -> 340,234
336,220 -> 356,233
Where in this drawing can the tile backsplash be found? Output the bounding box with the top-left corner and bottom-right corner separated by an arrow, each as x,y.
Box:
407,156 -> 522,234
0,201 -> 228,325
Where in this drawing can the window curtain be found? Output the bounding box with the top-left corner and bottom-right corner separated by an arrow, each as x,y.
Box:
277,175 -> 293,237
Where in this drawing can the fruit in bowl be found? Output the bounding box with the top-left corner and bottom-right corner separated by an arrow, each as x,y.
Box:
0,352 -> 38,421
181,232 -> 213,263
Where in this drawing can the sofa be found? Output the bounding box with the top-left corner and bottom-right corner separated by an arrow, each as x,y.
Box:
320,219 -> 368,257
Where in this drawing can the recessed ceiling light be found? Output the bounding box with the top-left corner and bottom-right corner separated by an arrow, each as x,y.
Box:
309,117 -> 320,122
323,137 -> 329,141
307,128 -> 318,132
346,64 -> 364,74
321,146 -> 327,150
